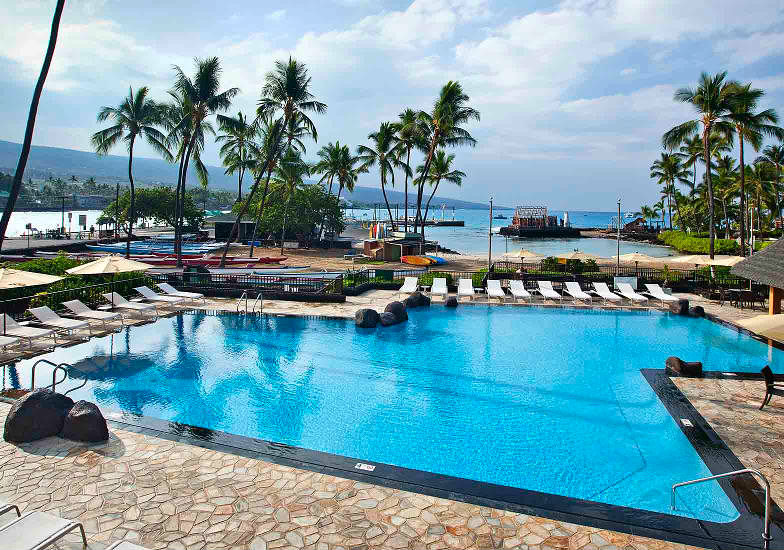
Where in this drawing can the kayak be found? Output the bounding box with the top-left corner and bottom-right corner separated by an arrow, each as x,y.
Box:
424,255 -> 447,265
401,255 -> 435,266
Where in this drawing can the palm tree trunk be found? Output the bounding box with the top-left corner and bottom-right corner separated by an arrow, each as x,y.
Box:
667,186 -> 673,230
380,175 -> 395,228
237,165 -> 243,201
280,194 -> 291,255
415,136 -> 439,237
248,169 -> 274,258
126,137 -> 136,259
317,173 -> 335,243
177,136 -> 196,267
404,146 -> 411,233
738,135 -> 746,255
423,177 -> 442,226
674,194 -> 684,230
173,146 -> 187,266
0,0 -> 65,251
703,132 -> 715,258
721,198 -> 729,239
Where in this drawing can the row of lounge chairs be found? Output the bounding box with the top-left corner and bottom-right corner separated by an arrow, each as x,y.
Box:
401,277 -> 679,305
0,284 -> 205,351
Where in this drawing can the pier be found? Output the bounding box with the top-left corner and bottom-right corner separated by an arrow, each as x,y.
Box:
498,205 -> 581,238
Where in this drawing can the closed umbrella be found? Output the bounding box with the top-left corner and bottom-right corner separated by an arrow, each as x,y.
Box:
66,255 -> 154,308
0,269 -> 62,289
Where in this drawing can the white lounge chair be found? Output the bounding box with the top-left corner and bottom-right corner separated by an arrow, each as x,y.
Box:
592,282 -> 623,304
616,282 -> 648,304
134,286 -> 185,306
457,279 -> 475,301
29,306 -> 91,337
486,279 -> 507,302
0,335 -> 19,353
102,293 -> 158,318
509,280 -> 532,302
0,314 -> 55,347
430,278 -> 448,301
62,299 -> 123,328
564,282 -> 592,304
0,510 -> 87,549
157,282 -> 205,303
536,281 -> 562,302
644,283 -> 679,304
0,501 -> 20,518
398,276 -> 419,297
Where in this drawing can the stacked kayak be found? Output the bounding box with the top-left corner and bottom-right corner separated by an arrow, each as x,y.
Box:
401,255 -> 447,266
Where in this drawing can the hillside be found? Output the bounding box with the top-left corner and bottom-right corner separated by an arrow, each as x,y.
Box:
0,139 -> 499,209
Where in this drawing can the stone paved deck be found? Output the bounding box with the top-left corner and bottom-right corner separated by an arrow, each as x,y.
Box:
0,403 -> 704,550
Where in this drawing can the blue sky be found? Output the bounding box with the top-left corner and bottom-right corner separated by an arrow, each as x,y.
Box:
1,0 -> 783,210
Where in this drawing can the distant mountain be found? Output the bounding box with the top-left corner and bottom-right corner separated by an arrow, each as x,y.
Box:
0,139 -> 500,209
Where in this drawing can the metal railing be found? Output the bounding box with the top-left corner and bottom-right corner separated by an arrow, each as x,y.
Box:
151,271 -> 343,296
236,291 -> 263,314
672,469 -> 771,542
29,359 -> 86,395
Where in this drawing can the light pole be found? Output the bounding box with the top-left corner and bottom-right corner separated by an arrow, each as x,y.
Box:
488,196 -> 494,270
616,199 -> 621,274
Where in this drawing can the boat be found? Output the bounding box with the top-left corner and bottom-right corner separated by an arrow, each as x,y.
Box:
493,214 -> 508,220
401,255 -> 435,266
424,255 -> 447,265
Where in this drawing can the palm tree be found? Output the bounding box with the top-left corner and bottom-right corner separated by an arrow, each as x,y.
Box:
273,149 -> 311,254
726,83 -> 782,254
714,155 -> 738,238
172,56 -> 238,265
654,197 -> 666,228
357,122 -> 402,228
420,150 -> 466,225
335,145 -> 364,202
283,112 -> 312,153
220,57 -> 326,266
92,86 -> 171,257
313,142 -> 343,241
394,108 -> 420,232
413,82 -> 479,236
246,114 -> 285,257
662,72 -> 752,258
216,111 -> 259,200
650,152 -> 691,229
756,143 -> 784,227
0,0 -> 65,251
744,162 -> 775,233
677,134 -> 703,198
640,205 -> 659,226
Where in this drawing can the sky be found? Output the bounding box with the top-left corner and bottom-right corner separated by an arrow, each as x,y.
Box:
1,0 -> 783,210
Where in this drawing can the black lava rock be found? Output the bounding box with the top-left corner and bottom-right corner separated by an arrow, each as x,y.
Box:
3,389 -> 74,443
665,356 -> 703,377
445,296 -> 458,308
60,400 -> 109,442
689,305 -> 705,318
669,298 -> 689,316
355,308 -> 380,328
379,312 -> 400,326
404,292 -> 430,308
384,301 -> 408,323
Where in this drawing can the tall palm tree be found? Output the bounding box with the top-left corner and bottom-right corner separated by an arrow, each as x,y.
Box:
677,134 -> 703,199
220,57 -> 326,266
216,111 -> 259,200
283,112 -> 312,153
335,145 -> 364,202
662,71 -> 752,257
246,114 -> 285,257
273,149 -> 311,254
654,197 -> 666,228
0,0 -> 65,251
313,141 -> 343,241
714,155 -> 738,238
640,205 -> 658,226
394,108 -> 420,232
743,162 -> 775,233
357,122 -> 402,228
420,150 -> 466,225
756,143 -> 784,227
413,81 -> 479,236
726,83 -> 782,254
172,57 -> 238,265
92,87 -> 171,257
650,152 -> 691,230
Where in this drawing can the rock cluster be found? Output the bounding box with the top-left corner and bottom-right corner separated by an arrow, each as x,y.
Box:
355,293 -> 430,328
669,298 -> 690,316
665,356 -> 703,377
3,389 -> 109,443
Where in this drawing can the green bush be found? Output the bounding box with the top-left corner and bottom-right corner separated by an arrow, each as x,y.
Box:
658,231 -> 738,254
541,257 -> 560,271
756,240 -> 775,251
418,271 -> 453,287
472,268 -> 488,288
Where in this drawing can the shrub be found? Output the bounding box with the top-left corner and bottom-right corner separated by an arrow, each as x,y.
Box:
658,231 -> 738,254
541,257 -> 560,272
472,268 -> 488,288
418,271 -> 453,287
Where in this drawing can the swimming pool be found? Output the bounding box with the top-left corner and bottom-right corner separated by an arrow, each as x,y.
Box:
6,306 -> 781,524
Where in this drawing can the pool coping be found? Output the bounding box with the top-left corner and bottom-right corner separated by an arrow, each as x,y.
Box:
4,307 -> 783,549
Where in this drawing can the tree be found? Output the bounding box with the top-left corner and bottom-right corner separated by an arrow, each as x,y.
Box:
0,0 -> 65,251
357,122 -> 403,228
420,150 -> 466,227
756,143 -> 784,227
394,108 -> 421,232
246,114 -> 285,257
640,205 -> 659,226
216,111 -> 259,200
650,152 -> 691,229
272,149 -> 311,253
726,83 -> 782,254
743,162 -> 775,233
413,81 -> 479,237
171,57 -> 239,265
91,86 -> 172,257
313,141 -> 343,241
662,72 -> 752,258
714,155 -> 738,238
102,187 -> 204,233
220,57 -> 326,266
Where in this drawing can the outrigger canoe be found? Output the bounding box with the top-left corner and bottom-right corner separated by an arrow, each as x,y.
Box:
401,255 -> 436,266
424,255 -> 447,265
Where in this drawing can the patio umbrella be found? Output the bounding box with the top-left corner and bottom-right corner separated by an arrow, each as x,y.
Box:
613,253 -> 658,263
504,249 -> 545,261
0,269 -> 63,289
66,255 -> 154,308
670,255 -> 745,266
737,314 -> 784,344
557,250 -> 601,261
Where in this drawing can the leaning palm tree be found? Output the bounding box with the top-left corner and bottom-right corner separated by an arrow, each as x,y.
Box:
0,0 -> 65,251
726,83 -> 782,254
172,57 -> 239,265
650,152 -> 691,229
216,111 -> 259,200
273,149 -> 311,254
662,72 -> 751,257
756,143 -> 784,227
220,57 -> 326,266
92,86 -> 171,257
246,114 -> 285,258
357,122 -> 402,228
313,141 -> 343,241
394,108 -> 421,232
413,81 -> 479,236
420,150 -> 466,226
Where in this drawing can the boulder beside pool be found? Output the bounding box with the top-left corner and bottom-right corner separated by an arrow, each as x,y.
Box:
665,356 -> 703,377
379,312 -> 399,326
669,298 -> 689,316
689,305 -> 705,318
355,308 -> 380,328
60,400 -> 109,442
384,301 -> 408,323
3,389 -> 74,443
445,296 -> 458,308
404,292 -> 430,308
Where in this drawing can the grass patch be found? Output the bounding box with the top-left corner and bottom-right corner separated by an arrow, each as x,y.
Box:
658,230 -> 738,254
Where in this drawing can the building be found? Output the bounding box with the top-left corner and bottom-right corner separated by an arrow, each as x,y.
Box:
731,239 -> 784,314
206,214 -> 257,241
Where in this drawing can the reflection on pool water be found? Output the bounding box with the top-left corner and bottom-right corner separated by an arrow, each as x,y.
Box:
8,307 -> 780,522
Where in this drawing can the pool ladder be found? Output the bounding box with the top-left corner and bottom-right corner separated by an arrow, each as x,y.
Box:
2,359 -> 87,396
237,291 -> 263,314
672,468 -> 772,542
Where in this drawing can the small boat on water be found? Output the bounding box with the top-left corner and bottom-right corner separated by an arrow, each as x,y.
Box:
493,214 -> 508,220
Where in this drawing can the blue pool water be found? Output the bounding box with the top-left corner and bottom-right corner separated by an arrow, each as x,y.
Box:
7,307 -> 781,522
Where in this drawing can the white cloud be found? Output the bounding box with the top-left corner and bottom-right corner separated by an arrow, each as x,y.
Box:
714,32 -> 784,68
265,9 -> 286,22
620,68 -> 637,76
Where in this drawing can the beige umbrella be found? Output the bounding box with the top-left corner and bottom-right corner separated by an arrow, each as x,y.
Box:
737,314 -> 784,343
557,250 -> 600,261
0,268 -> 62,290
613,253 -> 658,263
669,255 -> 745,266
65,255 -> 153,275
504,249 -> 545,260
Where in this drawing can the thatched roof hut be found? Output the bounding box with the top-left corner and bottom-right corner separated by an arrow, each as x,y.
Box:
732,240 -> 784,314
